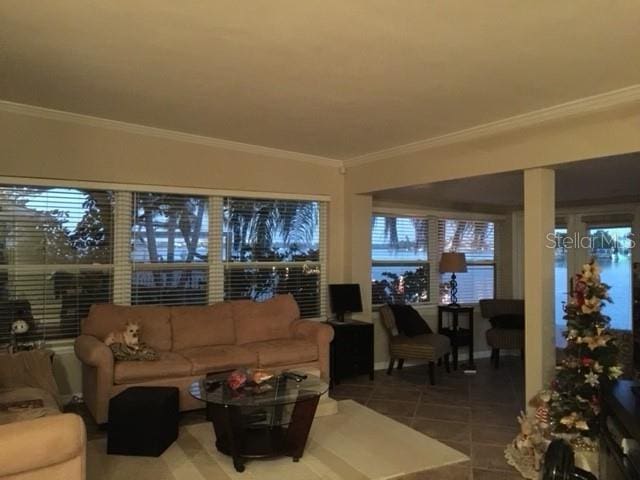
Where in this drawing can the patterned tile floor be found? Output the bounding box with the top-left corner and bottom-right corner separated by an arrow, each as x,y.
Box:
68,357 -> 525,480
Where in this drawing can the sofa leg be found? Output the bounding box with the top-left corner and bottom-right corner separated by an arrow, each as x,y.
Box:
444,354 -> 450,373
387,358 -> 395,375
428,362 -> 435,385
492,348 -> 500,369
397,359 -> 405,370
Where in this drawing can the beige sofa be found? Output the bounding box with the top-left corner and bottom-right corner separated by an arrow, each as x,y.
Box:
0,350 -> 86,480
0,414 -> 86,480
75,294 -> 334,424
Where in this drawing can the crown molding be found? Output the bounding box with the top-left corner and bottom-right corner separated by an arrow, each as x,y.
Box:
344,84 -> 640,168
0,100 -> 344,168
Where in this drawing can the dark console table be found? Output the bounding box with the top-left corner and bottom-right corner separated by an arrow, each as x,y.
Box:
437,305 -> 475,371
328,320 -> 374,386
599,380 -> 640,479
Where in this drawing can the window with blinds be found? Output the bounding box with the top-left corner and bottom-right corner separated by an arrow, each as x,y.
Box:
131,192 -> 208,305
371,214 -> 429,305
0,185 -> 328,346
438,219 -> 495,303
0,186 -> 114,343
221,197 -> 324,318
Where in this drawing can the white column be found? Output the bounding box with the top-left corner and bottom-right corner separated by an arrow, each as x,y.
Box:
344,193 -> 372,319
511,212 -> 524,299
113,191 -> 132,305
524,168 -> 556,404
632,207 -> 640,265
567,214 -> 588,279
208,196 -> 224,303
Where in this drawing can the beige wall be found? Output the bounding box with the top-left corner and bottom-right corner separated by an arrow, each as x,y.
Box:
0,108 -> 348,396
345,103 -> 640,194
343,103 -> 640,388
4,100 -> 640,396
0,108 -> 347,285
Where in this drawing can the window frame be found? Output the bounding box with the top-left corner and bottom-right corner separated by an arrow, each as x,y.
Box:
437,218 -> 497,305
371,212 -> 499,307
371,213 -> 431,306
0,179 -> 329,345
0,186 -> 116,341
220,197 -> 326,319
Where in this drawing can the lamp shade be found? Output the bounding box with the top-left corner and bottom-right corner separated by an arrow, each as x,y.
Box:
439,252 -> 467,273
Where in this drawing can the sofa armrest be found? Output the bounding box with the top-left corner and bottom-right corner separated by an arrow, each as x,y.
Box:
290,319 -> 335,345
74,334 -> 113,370
0,413 -> 86,477
290,320 -> 334,381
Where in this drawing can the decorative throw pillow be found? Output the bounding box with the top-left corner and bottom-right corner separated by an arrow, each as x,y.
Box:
489,314 -> 525,330
388,304 -> 432,337
109,343 -> 159,361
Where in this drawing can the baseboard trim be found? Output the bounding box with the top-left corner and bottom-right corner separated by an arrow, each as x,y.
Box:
373,348 -> 522,371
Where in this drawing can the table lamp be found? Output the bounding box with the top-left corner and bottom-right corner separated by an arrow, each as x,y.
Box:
439,252 -> 467,306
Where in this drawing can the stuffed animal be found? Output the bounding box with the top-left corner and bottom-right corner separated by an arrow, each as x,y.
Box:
9,319 -> 31,352
11,319 -> 30,336
104,321 -> 141,351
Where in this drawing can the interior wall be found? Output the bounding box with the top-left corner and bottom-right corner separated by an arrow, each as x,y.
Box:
0,107 -> 347,397
346,103 -> 640,194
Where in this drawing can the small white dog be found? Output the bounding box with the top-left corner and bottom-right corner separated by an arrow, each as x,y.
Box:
105,321 -> 141,350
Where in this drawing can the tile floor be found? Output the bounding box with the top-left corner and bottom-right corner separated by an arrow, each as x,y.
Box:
68,356 -> 525,480
329,356 -> 526,479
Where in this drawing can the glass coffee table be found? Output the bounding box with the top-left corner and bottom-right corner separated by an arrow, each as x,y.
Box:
189,372 -> 328,472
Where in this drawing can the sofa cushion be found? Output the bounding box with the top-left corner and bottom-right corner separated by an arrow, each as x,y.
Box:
170,302 -> 235,351
244,339 -> 318,367
179,345 -> 257,375
83,304 -> 172,351
232,294 -> 300,345
113,352 -> 192,385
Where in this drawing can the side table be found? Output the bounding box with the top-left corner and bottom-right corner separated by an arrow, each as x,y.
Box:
437,305 -> 475,371
328,320 -> 374,386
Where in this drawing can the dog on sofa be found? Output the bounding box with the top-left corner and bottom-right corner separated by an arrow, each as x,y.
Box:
104,321 -> 159,361
104,321 -> 141,350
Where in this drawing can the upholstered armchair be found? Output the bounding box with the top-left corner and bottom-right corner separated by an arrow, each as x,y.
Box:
479,299 -> 525,368
379,305 -> 451,385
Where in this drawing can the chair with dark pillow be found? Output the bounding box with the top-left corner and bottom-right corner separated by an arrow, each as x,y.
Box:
379,304 -> 451,385
479,299 -> 525,368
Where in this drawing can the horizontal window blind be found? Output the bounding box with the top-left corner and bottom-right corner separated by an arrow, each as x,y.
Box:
222,197 -> 323,318
440,265 -> 495,305
0,185 -> 328,345
438,219 -> 495,303
438,219 -> 494,261
371,215 -> 428,261
371,214 -> 429,305
130,192 -> 208,306
0,187 -> 114,342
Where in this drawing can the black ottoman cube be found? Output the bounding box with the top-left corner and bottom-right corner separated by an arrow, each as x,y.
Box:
107,386 -> 179,457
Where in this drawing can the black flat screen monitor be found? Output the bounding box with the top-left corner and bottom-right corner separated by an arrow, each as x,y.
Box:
329,284 -> 363,322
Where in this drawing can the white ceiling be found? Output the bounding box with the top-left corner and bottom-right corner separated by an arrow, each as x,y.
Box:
2,1 -> 640,160
373,154 -> 640,211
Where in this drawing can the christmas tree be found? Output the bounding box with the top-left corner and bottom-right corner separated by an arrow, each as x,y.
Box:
549,260 -> 623,437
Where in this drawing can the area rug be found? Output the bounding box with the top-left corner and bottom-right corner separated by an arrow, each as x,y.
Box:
87,400 -> 468,480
